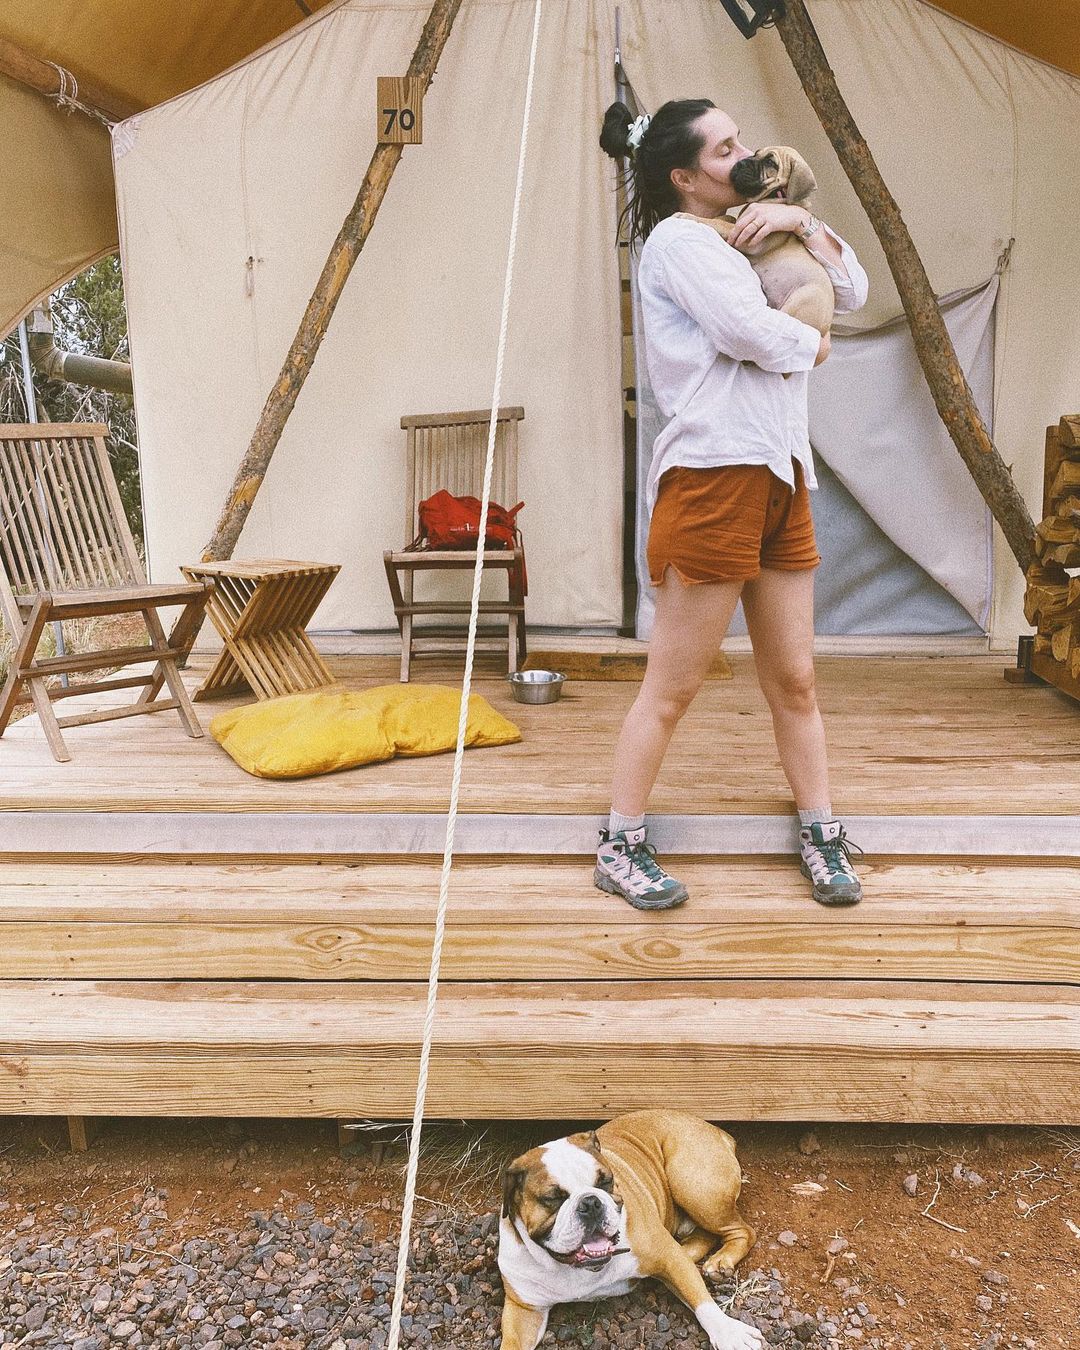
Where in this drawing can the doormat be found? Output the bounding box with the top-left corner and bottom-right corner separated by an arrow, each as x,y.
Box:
522,650 -> 732,681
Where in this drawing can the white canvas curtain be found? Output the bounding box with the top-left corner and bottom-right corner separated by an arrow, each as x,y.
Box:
632,269 -> 998,638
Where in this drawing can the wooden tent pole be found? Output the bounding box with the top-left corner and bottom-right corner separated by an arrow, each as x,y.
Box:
770,0 -> 1037,572
202,0 -> 463,562
0,37 -> 140,123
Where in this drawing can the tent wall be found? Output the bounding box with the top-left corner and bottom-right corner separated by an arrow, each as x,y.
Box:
617,0 -> 1080,650
112,0 -> 1080,646
115,0 -> 625,631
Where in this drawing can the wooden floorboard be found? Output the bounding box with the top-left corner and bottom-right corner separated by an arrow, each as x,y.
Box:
1,857 -> 1077,983
1,655 -> 1077,815
0,980 -> 1074,1122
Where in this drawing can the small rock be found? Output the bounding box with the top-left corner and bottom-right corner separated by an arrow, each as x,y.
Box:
975,1294 -> 993,1313
777,1231 -> 799,1247
902,1174 -> 919,1197
827,1237 -> 849,1255
982,1269 -> 1007,1286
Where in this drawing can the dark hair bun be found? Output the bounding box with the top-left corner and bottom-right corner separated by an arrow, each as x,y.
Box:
599,101 -> 633,161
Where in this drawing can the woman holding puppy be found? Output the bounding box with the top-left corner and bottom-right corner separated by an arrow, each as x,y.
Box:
595,98 -> 869,910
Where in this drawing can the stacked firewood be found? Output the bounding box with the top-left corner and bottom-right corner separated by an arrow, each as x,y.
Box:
1025,414 -> 1080,678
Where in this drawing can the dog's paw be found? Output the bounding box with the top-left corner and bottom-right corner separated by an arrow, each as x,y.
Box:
703,1265 -> 736,1291
712,1320 -> 766,1350
697,1302 -> 766,1350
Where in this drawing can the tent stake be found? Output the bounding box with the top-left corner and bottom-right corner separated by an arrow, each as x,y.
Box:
771,0 -> 1037,572
202,0 -> 464,562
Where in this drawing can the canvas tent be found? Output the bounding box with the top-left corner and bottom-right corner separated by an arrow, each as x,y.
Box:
3,0 -> 1080,649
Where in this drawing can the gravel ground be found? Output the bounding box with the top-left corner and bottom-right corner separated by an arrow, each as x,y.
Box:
0,1194 -> 899,1350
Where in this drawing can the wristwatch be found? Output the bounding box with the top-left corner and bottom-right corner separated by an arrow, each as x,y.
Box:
798,212 -> 821,241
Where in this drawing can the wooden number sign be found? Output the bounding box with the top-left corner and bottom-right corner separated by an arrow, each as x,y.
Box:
378,76 -> 424,144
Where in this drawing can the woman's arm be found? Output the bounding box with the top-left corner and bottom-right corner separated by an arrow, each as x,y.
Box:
653,230 -> 823,374
728,203 -> 869,313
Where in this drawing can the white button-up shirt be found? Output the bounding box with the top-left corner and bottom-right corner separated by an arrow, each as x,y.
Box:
638,213 -> 869,516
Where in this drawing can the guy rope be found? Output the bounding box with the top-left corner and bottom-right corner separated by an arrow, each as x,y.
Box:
385,3 -> 544,1345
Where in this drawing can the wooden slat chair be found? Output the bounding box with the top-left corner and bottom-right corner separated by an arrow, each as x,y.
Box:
0,422 -> 213,762
383,407 -> 527,682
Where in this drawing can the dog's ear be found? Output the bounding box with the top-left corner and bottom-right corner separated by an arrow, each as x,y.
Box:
501,1164 -> 527,1220
587,1130 -> 601,1152
785,156 -> 817,203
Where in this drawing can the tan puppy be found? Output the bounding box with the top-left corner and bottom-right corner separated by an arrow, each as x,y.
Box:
674,144 -> 834,337
498,1109 -> 763,1350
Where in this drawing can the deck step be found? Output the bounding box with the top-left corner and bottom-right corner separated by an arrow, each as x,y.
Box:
1,857 -> 1077,982
0,979 -> 1075,1123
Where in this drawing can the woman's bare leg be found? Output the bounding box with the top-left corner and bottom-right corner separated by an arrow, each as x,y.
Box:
610,568 -> 744,815
740,566 -> 829,809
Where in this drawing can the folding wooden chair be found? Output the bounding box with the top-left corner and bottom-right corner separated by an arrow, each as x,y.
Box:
383,407 -> 527,682
0,422 -> 213,762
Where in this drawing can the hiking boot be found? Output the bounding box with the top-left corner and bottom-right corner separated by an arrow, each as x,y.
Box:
594,825 -> 689,910
799,820 -> 864,906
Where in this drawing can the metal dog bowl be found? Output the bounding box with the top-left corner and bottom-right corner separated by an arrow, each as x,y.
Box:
507,669 -> 566,704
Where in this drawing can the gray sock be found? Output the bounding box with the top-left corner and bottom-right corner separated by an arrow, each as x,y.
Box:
609,809 -> 645,837
798,806 -> 834,828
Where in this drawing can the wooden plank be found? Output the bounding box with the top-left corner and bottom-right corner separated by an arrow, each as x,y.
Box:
1031,650 -> 1080,705
66,1115 -> 102,1151
0,981 -> 1074,1122
1,858 -> 1075,982
3,858 -> 1074,923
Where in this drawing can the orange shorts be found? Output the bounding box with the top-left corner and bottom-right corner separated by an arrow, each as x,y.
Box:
647,459 -> 821,587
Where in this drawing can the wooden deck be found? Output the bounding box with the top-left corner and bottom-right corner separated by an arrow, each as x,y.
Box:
1,652 -> 1077,817
1,652 -> 1077,1127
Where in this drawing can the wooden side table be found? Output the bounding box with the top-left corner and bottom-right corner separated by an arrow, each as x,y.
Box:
180,559 -> 341,701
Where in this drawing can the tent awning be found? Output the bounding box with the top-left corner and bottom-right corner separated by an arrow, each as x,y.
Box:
2,0 -> 1079,337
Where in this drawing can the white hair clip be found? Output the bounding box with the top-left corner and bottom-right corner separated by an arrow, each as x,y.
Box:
626,114 -> 651,150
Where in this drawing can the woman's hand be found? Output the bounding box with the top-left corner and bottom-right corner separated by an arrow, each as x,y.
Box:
726,201 -> 805,255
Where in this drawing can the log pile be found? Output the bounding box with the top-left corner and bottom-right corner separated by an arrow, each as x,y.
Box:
1024,415 -> 1080,694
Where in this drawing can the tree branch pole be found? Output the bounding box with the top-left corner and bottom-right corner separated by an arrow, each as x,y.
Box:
202,0 -> 464,562
0,36 -> 140,123
769,0 -> 1037,572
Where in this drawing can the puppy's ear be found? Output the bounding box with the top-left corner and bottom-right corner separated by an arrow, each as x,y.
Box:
786,157 -> 817,203
501,1165 -> 527,1220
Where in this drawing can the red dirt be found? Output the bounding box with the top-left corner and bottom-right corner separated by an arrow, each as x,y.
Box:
1,1116 -> 1077,1347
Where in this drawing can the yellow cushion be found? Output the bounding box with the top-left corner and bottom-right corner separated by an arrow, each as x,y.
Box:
209,683 -> 521,779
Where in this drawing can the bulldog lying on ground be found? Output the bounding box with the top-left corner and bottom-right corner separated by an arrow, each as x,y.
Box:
498,1109 -> 764,1350
675,144 -> 835,338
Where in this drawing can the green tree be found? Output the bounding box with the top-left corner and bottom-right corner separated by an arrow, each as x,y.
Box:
0,255 -> 142,547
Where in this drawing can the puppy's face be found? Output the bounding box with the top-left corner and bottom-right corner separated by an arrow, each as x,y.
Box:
730,145 -> 817,205
501,1130 -> 627,1271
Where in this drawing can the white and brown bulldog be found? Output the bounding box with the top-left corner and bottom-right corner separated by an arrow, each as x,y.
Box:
498,1109 -> 764,1350
675,144 -> 835,337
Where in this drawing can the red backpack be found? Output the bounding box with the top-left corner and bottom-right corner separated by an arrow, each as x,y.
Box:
412,491 -> 527,591
414,490 -> 523,549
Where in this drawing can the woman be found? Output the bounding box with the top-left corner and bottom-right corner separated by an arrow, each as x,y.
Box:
596,98 -> 869,910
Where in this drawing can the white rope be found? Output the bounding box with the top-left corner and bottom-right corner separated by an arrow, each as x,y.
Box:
384,3 -> 543,1347
44,61 -> 115,127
